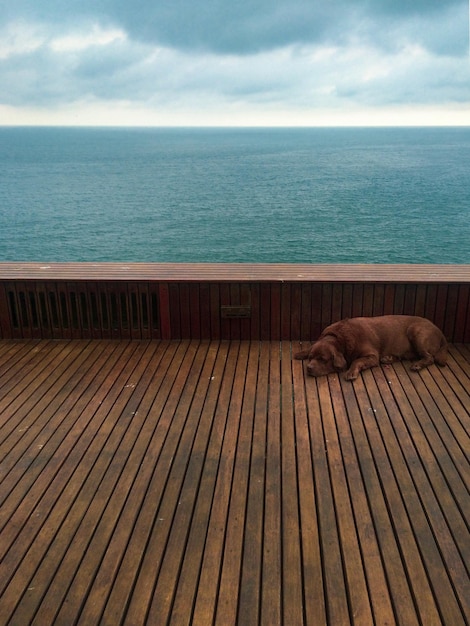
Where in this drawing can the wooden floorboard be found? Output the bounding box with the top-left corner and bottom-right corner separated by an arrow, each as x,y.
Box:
0,340 -> 469,626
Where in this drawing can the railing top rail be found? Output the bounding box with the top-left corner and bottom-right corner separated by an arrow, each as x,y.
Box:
0,262 -> 470,283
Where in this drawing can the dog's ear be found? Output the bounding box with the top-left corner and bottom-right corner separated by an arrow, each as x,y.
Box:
332,351 -> 347,370
294,349 -> 311,360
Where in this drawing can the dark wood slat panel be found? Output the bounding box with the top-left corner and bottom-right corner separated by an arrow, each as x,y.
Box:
259,283 -> 271,341
3,271 -> 469,341
454,284 -> 470,343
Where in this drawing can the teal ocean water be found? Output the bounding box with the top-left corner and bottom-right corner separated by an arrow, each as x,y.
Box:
0,126 -> 469,264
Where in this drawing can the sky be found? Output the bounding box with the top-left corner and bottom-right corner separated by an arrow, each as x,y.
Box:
1,0 -> 469,126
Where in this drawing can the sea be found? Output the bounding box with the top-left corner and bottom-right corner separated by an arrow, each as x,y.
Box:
0,126 -> 469,265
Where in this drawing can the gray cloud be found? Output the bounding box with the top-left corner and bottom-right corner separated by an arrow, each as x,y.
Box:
1,0 -> 466,54
92,0 -> 468,56
0,0 -> 468,123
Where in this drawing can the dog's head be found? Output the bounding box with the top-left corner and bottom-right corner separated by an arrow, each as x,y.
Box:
295,338 -> 347,377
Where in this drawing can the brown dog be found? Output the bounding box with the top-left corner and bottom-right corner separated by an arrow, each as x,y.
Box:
295,315 -> 447,380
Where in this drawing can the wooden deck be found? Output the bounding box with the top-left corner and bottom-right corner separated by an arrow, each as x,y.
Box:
0,339 -> 469,625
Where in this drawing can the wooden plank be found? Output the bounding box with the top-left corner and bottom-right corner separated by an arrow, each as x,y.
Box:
0,340 -> 146,620
167,341 -> 236,626
280,342 -> 304,624
372,283 -> 385,316
107,341 -> 203,625
190,282 -> 202,339
249,282 -> 260,340
0,344 -> 159,623
388,365 -> 470,574
240,283 -> 252,340
0,343 -> 131,541
0,340 -> 47,397
191,342 -> 248,625
300,282 -> 312,340
209,283 -> 221,340
0,283 -> 10,338
320,373 -> 374,624
237,342 -> 270,625
331,282 -> 343,322
214,342 -> 260,624
339,375 -> 427,625
169,282 -> 181,339
383,283 -> 396,314
454,284 -> 469,342
351,283 -> 364,318
228,283 -> 241,340
328,373 -> 396,625
362,365 -> 464,624
179,283 -> 191,339
414,283 -> 427,318
77,341 -> 191,625
260,341 -> 282,625
2,262 -> 470,283
158,282 -> 171,339
340,282 -> 354,318
310,283 -> 323,339
403,283 -> 417,315
291,343 -> 327,624
281,283 -> 293,340
219,282 -> 231,340
144,342 -> 221,625
321,283 -> 332,327
26,342 -> 170,625
362,283 -> 375,316
0,342 -> 73,440
0,341 -> 102,495
270,284 -> 281,341
308,375 -> 351,624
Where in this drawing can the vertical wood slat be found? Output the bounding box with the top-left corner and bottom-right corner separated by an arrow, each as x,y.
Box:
1,277 -> 469,341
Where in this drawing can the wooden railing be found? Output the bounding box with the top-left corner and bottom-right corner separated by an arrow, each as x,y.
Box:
1,263 -> 469,341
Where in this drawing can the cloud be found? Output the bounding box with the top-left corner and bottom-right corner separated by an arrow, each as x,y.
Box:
1,0 -> 466,54
0,0 -> 468,125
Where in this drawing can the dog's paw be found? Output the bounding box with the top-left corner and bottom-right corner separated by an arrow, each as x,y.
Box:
380,355 -> 396,364
344,369 -> 358,381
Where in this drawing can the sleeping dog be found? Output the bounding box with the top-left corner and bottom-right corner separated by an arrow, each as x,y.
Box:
295,315 -> 447,380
